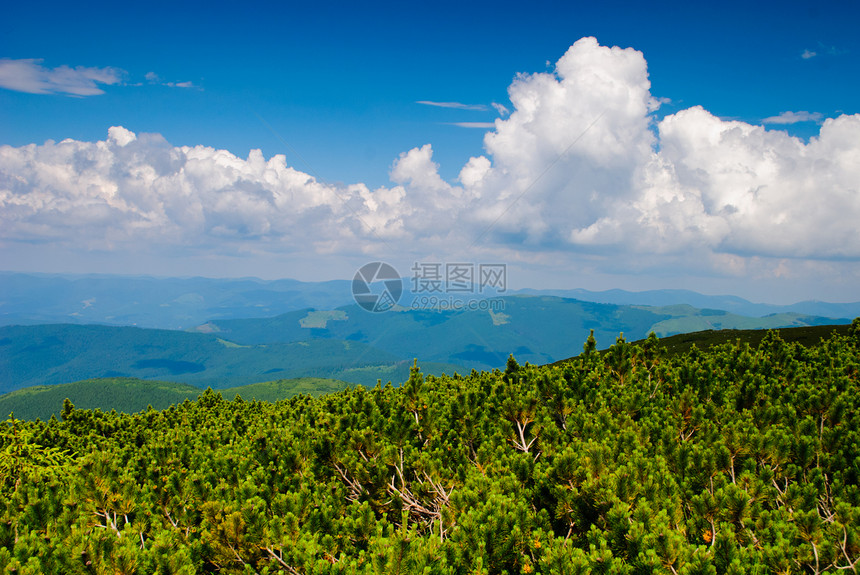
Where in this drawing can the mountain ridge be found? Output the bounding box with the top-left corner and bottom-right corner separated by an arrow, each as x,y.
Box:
3,271 -> 858,329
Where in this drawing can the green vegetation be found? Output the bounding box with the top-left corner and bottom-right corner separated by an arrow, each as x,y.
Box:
0,377 -> 351,421
219,378 -> 350,402
643,322 -> 854,357
0,378 -> 199,421
1,319 -> 858,573
549,323 -> 856,366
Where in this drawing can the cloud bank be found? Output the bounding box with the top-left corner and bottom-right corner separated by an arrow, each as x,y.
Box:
2,38 -> 859,292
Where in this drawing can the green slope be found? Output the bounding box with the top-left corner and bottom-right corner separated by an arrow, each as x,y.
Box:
219,377 -> 350,401
645,322 -> 855,356
549,322 -> 855,366
0,376 -> 353,421
0,378 -> 199,420
639,304 -> 843,336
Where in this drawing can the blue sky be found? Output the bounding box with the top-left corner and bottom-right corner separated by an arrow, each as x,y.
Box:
1,0 -> 859,303
3,0 -> 857,185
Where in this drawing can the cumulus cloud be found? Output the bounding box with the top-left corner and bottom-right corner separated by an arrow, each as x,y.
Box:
801,49 -> 817,60
0,127 -> 423,257
762,110 -> 823,124
2,37 -> 860,287
450,38 -> 860,263
656,108 -> 860,258
0,58 -> 123,96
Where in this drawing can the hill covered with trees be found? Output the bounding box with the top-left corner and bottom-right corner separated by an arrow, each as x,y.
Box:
0,377 -> 351,421
1,320 -> 858,573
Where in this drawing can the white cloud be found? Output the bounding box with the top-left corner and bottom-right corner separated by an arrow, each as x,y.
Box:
801,49 -> 817,60
0,61 -> 197,95
0,128 -> 425,256
416,100 -> 488,111
762,110 -> 823,124
0,58 -> 123,96
655,107 -> 860,258
108,126 -> 137,146
451,38 -> 860,263
2,37 -> 859,294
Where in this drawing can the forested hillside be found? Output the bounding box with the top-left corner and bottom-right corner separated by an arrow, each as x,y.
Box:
0,377 -> 351,421
1,320 -> 858,573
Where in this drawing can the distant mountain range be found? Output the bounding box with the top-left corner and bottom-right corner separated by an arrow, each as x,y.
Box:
515,287 -> 860,319
3,271 -> 859,330
1,293 -> 851,395
191,296 -> 852,369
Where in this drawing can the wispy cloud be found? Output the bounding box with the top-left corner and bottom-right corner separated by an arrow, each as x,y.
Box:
145,72 -> 197,89
492,102 -> 510,116
416,100 -> 488,111
762,110 -> 823,124
447,122 -> 496,128
802,43 -> 848,60
0,58 -> 123,96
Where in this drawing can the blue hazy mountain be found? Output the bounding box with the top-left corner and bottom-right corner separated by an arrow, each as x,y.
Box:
0,323 -> 461,394
0,271 -> 354,329
193,296 -> 849,370
3,271 -> 858,330
512,287 -> 860,319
